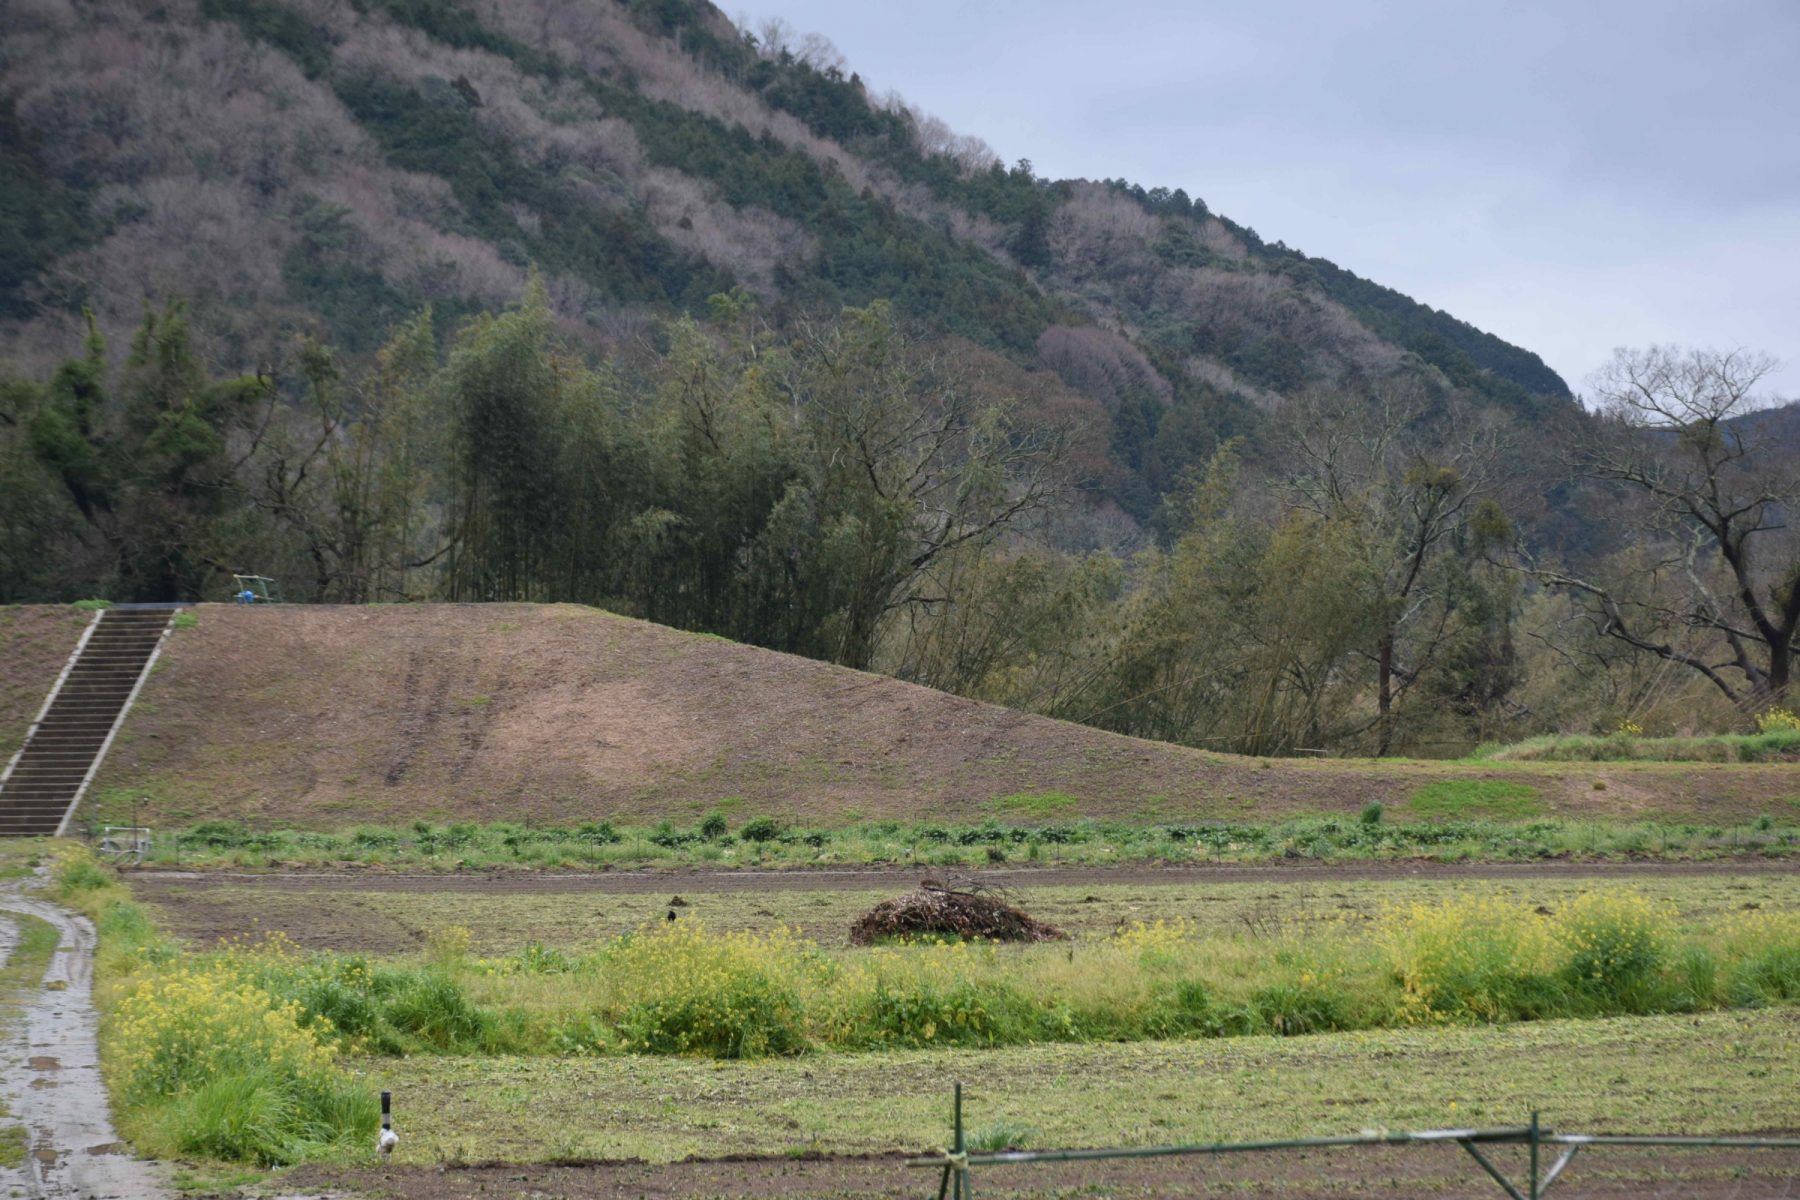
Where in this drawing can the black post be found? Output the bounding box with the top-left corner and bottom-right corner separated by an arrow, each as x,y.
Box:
953,1082 -> 967,1200
381,1090 -> 392,1132
1528,1110 -> 1539,1200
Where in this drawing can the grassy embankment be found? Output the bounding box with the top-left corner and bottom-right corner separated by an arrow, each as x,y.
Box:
66,602 -> 1800,831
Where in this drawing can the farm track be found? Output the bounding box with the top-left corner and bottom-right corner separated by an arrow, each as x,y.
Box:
0,873 -> 166,1199
130,857 -> 1800,896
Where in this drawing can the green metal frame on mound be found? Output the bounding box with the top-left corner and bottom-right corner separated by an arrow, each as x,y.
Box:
910,1083 -> 1800,1199
230,573 -> 282,602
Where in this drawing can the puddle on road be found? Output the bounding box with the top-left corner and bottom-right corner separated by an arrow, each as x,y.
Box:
27,1056 -> 60,1071
28,1078 -> 57,1089
85,1142 -> 128,1156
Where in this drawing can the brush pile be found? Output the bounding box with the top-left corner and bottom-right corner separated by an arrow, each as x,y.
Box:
849,880 -> 1068,945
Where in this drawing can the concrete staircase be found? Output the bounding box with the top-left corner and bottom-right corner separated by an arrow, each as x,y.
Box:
0,607 -> 177,837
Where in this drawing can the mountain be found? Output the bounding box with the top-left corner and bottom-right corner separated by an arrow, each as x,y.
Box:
0,0 -> 1572,525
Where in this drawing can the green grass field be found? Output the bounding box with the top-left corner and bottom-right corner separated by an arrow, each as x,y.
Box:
46,839 -> 1800,1193
114,811 -> 1800,873
358,1007 -> 1800,1164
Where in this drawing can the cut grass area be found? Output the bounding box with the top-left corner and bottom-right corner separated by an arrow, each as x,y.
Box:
359,1007 -> 1800,1164
1407,779 -> 1544,819
1481,729 -> 1800,764
984,791 -> 1082,819
133,872 -> 1800,954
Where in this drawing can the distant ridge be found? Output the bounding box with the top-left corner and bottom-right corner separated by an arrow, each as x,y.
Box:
2,0 -> 1569,527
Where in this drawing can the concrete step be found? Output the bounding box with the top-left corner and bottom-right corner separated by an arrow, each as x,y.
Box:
0,609 -> 175,836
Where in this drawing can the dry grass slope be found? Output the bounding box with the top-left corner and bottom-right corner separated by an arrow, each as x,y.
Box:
0,606 -> 92,758
0,602 -> 1766,830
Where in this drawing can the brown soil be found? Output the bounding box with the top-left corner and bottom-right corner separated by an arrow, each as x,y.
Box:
286,1142 -> 1800,1199
0,600 -> 1774,830
128,860 -> 1800,953
129,883 -> 428,952
0,607 -> 92,759
129,857 -> 1800,895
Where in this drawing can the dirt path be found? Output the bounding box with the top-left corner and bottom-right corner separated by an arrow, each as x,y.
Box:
0,874 -> 166,1199
132,857 -> 1800,896
290,1142 -> 1800,1199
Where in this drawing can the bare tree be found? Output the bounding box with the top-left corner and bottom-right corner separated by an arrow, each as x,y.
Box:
1529,346 -> 1798,710
782,304 -> 1076,669
1282,383 -> 1511,754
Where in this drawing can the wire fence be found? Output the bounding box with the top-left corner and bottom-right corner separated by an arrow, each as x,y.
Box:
910,1083 -> 1800,1199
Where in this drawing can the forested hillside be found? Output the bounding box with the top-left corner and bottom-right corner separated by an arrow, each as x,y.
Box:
0,0 -> 1570,509
2,0 -> 1793,757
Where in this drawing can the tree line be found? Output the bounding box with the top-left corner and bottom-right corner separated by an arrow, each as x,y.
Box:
1,286 -> 1792,755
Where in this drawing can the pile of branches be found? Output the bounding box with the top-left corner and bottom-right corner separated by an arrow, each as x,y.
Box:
849,879 -> 1068,945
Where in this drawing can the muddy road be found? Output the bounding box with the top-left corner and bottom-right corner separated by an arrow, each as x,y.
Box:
0,874 -> 165,1199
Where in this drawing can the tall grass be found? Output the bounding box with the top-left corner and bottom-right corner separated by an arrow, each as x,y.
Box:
58,848 -> 1800,1088
1383,895 -> 1563,1022
606,923 -> 814,1057
1479,729 -> 1800,763
150,898 -> 1800,1065
54,849 -> 377,1165
111,967 -> 373,1163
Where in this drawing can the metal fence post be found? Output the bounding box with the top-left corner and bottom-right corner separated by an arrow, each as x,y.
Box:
953,1082 -> 969,1200
935,1085 -> 954,1200
910,1105 -> 1800,1197
1529,1110 -> 1539,1200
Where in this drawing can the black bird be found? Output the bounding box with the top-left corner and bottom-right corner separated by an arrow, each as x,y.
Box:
667,908 -> 677,922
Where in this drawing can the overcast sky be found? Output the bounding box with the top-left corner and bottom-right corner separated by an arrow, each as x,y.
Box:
736,1 -> 1800,400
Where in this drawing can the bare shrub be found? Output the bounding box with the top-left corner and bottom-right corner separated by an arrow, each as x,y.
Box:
1035,326 -> 1172,412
